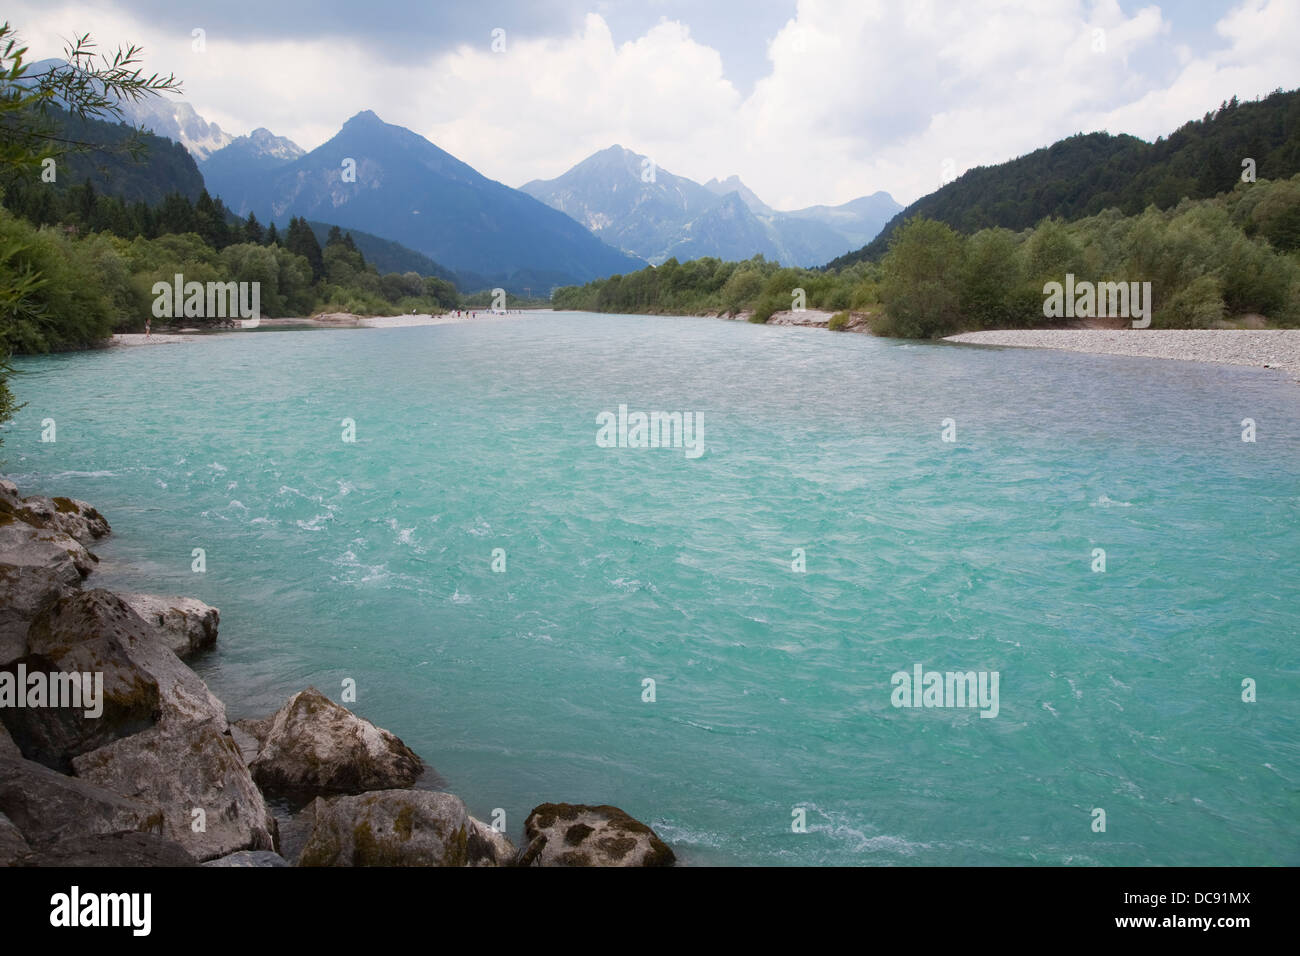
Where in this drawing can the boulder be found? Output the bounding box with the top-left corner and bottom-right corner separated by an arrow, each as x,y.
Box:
117,592 -> 219,660
0,720 -> 18,760
6,592 -> 161,770
0,811 -> 30,865
467,815 -> 517,867
229,721 -> 262,765
0,516 -> 96,666
4,490 -> 110,546
202,850 -> 290,867
297,790 -> 480,867
520,804 -> 675,867
72,719 -> 278,862
31,588 -> 225,732
0,755 -> 163,848
5,589 -> 228,770
27,831 -> 197,867
238,688 -> 422,799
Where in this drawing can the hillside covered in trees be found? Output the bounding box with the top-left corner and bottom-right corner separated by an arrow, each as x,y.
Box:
830,87 -> 1300,267
0,107 -> 464,355
554,173 -> 1300,337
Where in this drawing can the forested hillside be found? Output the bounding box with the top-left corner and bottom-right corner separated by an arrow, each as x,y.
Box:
830,88 -> 1300,267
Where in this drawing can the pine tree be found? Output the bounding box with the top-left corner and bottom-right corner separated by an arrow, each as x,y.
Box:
285,216 -> 325,280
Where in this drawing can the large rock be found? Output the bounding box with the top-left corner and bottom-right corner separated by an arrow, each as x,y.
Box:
0,516 -> 96,666
0,721 -> 18,760
520,804 -> 675,867
467,815 -> 518,867
237,688 -> 423,800
0,811 -> 29,865
4,643 -> 159,772
0,755 -> 163,848
298,790 -> 501,867
4,589 -> 228,770
202,850 -> 290,867
72,719 -> 278,862
27,831 -> 197,867
32,588 -> 225,732
3,487 -> 111,546
117,592 -> 219,660
5,590 -> 170,770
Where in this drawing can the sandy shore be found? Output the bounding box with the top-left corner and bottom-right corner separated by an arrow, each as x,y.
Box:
108,333 -> 197,346
944,329 -> 1300,378
108,312 -> 517,345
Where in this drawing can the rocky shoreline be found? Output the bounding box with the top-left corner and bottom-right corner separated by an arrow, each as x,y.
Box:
0,480 -> 675,867
943,328 -> 1300,379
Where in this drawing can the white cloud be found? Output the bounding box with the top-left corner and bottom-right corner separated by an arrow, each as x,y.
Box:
8,0 -> 1300,212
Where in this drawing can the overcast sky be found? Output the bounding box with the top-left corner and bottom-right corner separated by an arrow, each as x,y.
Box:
10,0 -> 1300,208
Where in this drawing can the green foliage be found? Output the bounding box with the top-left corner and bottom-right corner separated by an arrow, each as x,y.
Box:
285,216 -> 324,281
827,311 -> 849,331
1157,274 -> 1225,328
552,253 -> 886,320
553,174 -> 1300,338
877,218 -> 966,338
833,88 -> 1300,267
0,209 -> 117,351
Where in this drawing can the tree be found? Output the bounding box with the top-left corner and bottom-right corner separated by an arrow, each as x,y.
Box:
878,217 -> 967,337
243,211 -> 264,245
285,216 -> 324,280
0,20 -> 179,447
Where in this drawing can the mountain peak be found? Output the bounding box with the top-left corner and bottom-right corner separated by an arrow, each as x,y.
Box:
343,109 -> 384,128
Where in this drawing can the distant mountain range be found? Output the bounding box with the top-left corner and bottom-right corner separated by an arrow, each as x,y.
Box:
114,97 -> 234,161
830,87 -> 1300,268
197,111 -> 643,291
36,58 -> 901,287
521,145 -> 900,267
201,127 -> 305,190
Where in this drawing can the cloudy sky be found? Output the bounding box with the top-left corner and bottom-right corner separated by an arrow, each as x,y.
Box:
10,0 -> 1300,208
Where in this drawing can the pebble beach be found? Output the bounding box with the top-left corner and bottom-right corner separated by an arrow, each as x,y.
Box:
944,328 -> 1300,378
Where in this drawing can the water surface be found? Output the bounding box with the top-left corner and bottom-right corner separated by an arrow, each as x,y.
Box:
6,312 -> 1298,865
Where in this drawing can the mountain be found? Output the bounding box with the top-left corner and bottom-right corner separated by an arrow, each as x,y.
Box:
829,87 -> 1300,268
662,191 -> 781,262
112,98 -> 234,161
304,221 -> 460,283
17,106 -> 206,204
702,175 -> 772,215
200,128 -> 306,200
781,192 -> 906,249
522,147 -> 900,267
521,145 -> 722,264
27,57 -> 235,162
212,111 -> 644,291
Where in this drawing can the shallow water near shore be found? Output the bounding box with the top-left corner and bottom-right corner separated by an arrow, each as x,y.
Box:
5,312 -> 1299,865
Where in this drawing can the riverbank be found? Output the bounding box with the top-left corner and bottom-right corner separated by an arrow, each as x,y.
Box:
944,328 -> 1300,378
107,311 -> 519,346
0,479 -> 675,867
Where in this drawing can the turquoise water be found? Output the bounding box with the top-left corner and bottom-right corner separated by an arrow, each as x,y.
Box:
5,312 -> 1298,866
